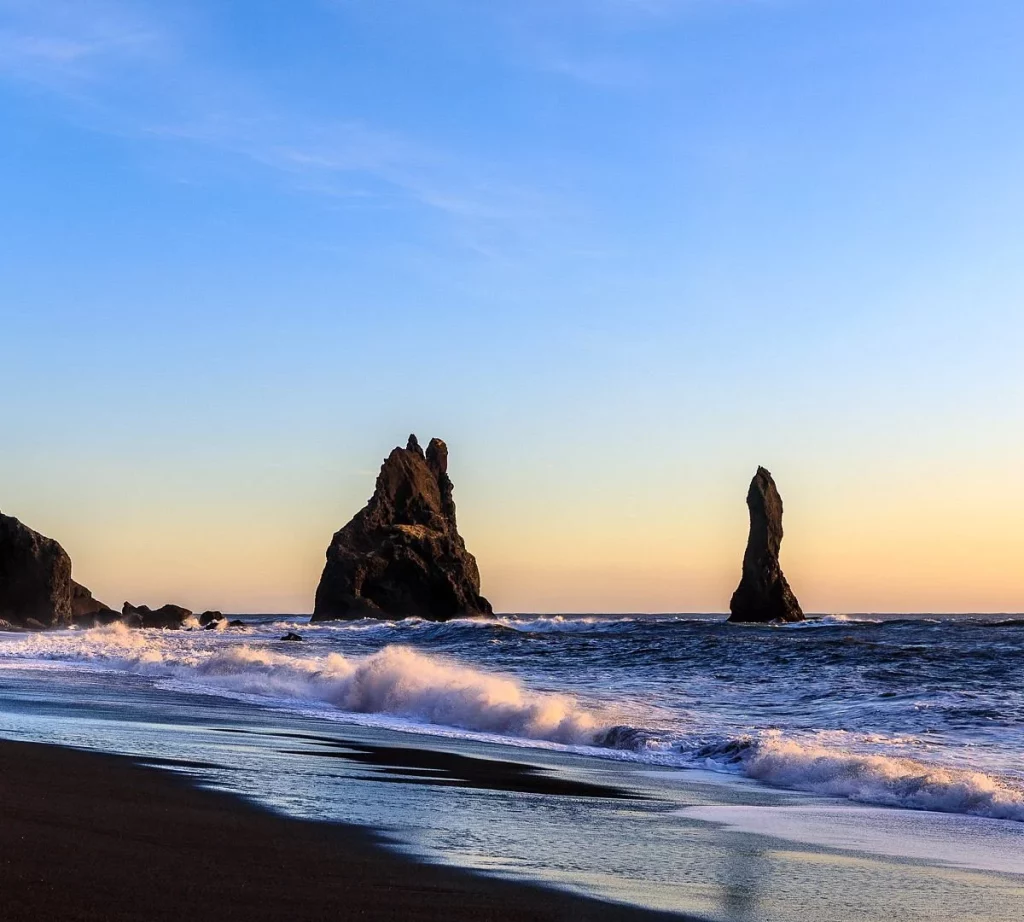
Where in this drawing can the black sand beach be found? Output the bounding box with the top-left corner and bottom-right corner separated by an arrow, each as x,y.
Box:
0,739 -> 685,922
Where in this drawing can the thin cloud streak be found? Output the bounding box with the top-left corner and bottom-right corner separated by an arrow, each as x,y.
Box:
0,0 -> 162,80
0,0 -> 565,254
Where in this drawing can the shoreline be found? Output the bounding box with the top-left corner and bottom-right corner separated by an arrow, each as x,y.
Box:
0,738 -> 689,922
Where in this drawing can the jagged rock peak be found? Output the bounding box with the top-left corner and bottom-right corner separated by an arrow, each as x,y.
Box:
425,438 -> 455,522
728,466 -> 804,624
425,437 -> 447,474
312,436 -> 491,622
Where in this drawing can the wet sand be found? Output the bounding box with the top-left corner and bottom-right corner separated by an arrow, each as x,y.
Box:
0,739 -> 686,922
218,725 -> 644,798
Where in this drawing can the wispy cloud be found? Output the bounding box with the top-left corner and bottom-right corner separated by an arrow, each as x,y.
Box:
0,0 -> 162,85
0,0 -> 563,256
146,110 -> 551,234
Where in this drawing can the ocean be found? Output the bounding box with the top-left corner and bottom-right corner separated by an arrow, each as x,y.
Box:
2,613 -> 1023,919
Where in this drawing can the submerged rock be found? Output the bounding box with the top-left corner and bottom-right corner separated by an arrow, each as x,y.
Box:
313,435 -> 491,621
280,631 -> 303,642
122,601 -> 194,630
0,511 -> 74,628
728,467 -> 804,624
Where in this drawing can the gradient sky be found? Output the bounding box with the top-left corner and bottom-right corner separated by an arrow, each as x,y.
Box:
2,0 -> 1022,614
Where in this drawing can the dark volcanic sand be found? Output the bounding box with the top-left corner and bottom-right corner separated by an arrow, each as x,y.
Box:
0,739 -> 687,922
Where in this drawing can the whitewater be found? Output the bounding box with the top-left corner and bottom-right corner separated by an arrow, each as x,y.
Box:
1,613 -> 1023,823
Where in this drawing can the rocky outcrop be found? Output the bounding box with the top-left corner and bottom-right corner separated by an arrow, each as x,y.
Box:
0,510 -> 217,631
728,467 -> 804,623
198,610 -> 224,627
70,580 -> 118,627
0,510 -> 120,630
313,435 -> 492,621
122,601 -> 194,630
0,511 -> 74,628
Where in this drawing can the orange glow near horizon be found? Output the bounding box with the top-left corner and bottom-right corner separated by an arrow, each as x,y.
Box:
36,456 -> 1023,616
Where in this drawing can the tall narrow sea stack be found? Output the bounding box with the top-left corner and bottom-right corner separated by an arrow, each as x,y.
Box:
728,467 -> 804,623
312,435 -> 492,621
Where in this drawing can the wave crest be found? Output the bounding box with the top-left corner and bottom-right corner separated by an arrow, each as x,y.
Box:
6,626 -> 608,745
695,734 -> 1024,822
6,625 -> 1024,823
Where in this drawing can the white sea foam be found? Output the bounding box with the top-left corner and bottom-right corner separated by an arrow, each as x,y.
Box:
312,615 -> 645,635
4,625 -> 607,745
676,804 -> 1024,875
5,624 -> 1024,823
490,615 -> 638,634
784,615 -> 882,629
696,733 -> 1024,822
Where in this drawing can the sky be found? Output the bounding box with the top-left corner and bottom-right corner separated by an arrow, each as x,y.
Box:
1,0 -> 1022,614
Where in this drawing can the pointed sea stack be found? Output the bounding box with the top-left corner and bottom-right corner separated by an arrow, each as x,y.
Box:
728,467 -> 804,623
312,435 -> 492,621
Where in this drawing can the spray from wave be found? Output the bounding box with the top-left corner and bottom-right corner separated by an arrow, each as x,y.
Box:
5,624 -> 1024,822
693,734 -> 1024,822
5,625 -> 608,745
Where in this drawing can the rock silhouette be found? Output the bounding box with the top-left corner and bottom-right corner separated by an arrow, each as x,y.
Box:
313,435 -> 491,621
728,467 -> 804,623
122,601 -> 194,630
0,511 -> 74,628
71,581 -> 117,626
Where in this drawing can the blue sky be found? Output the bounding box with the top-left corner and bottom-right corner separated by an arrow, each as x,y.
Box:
2,0 -> 1022,613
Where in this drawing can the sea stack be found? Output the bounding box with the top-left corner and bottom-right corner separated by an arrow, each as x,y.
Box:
313,435 -> 492,621
728,467 -> 804,623
0,511 -> 74,628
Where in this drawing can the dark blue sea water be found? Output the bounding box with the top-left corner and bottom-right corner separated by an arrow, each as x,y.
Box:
2,613 -> 1022,820
2,614 -> 1024,920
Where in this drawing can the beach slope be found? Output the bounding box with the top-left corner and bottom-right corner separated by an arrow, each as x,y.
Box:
0,739 -> 685,922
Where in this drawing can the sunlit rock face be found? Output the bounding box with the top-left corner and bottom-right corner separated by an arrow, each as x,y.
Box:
728,467 -> 804,624
313,435 -> 492,622
71,581 -> 115,624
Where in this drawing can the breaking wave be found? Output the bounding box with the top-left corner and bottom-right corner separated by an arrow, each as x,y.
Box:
693,734 -> 1024,822
4,620 -> 1024,823
4,624 -> 608,745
